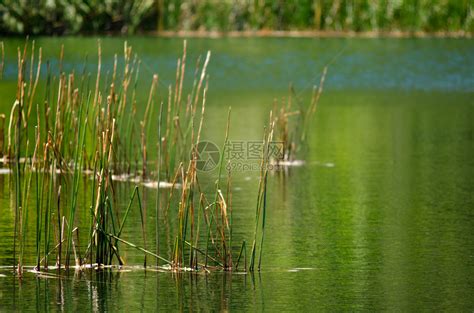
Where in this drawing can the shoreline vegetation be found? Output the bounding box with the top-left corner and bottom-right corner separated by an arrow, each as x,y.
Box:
1,30 -> 471,39
1,1 -> 472,36
0,38 -> 325,276
151,29 -> 473,38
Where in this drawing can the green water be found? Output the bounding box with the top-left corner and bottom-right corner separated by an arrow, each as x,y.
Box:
0,37 -> 473,311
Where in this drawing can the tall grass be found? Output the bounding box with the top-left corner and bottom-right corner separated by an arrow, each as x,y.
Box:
3,39 -> 275,275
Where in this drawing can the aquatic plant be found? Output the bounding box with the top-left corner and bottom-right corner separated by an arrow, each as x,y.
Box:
272,66 -> 327,163
250,112 -> 274,271
2,39 -> 271,275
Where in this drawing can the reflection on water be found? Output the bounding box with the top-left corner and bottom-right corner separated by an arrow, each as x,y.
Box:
0,267 -> 265,312
0,37 -> 473,311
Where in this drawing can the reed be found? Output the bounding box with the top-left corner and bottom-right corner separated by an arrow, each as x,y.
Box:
155,99 -> 164,265
2,39 -> 279,274
249,113 -> 274,272
272,67 -> 328,163
161,105 -> 239,271
12,42 -> 27,275
214,108 -> 232,269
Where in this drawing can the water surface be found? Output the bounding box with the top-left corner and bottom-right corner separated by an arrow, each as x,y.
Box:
0,37 -> 473,311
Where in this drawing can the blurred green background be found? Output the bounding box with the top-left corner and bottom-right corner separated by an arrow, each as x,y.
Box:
0,0 -> 473,35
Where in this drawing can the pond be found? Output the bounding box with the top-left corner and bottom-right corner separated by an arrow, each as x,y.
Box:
0,37 -> 473,311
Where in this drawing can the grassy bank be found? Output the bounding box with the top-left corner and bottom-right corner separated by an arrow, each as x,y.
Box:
0,0 -> 472,35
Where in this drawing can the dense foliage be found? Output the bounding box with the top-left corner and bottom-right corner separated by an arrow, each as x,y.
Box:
1,0 -> 473,35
